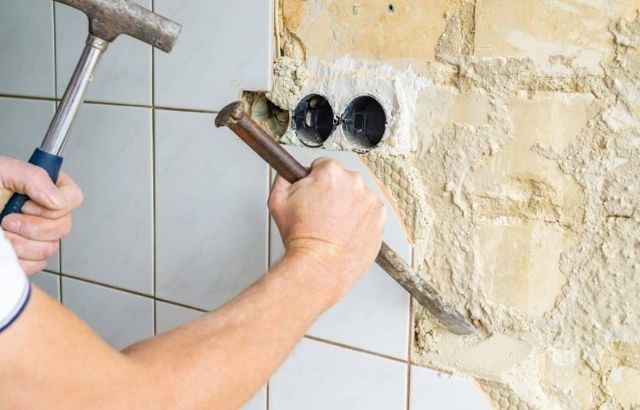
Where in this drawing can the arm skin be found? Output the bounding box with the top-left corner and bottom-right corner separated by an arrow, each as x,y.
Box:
0,255 -> 339,409
0,157 -> 385,409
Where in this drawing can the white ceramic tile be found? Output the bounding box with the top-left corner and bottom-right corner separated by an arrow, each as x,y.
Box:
0,0 -> 55,97
0,97 -> 60,272
154,0 -> 273,110
61,104 -> 153,294
62,277 -> 154,349
31,271 -> 60,301
410,365 -> 491,410
155,109 -> 269,310
243,387 -> 267,410
270,338 -> 407,410
155,301 -> 267,410
54,1 -> 153,105
155,301 -> 203,334
270,146 -> 411,359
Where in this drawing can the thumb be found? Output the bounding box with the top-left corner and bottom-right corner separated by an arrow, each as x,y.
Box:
270,173 -> 292,194
0,156 -> 67,210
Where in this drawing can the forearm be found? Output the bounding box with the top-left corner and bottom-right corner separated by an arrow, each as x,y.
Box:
124,254 -> 337,409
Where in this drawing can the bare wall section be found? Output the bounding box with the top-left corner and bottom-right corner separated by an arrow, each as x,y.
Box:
271,1 -> 640,408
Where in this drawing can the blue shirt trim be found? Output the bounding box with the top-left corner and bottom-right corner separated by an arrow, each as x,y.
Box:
0,282 -> 32,333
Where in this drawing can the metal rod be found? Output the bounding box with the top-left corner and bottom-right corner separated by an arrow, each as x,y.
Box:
40,35 -> 108,155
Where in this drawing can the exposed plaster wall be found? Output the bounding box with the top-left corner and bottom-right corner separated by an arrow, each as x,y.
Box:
270,1 -> 640,408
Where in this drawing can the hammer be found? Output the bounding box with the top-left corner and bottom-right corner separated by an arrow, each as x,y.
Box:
0,0 -> 181,220
215,102 -> 476,335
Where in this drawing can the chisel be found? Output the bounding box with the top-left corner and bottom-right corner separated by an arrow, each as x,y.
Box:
215,101 -> 476,335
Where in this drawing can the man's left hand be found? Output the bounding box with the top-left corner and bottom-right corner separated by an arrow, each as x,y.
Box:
0,156 -> 83,275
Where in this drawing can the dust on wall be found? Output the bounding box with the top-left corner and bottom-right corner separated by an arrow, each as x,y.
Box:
268,1 -> 640,408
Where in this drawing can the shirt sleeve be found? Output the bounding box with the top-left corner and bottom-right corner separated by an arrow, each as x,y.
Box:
0,227 -> 30,332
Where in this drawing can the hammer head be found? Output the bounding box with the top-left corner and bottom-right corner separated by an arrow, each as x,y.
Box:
56,0 -> 181,53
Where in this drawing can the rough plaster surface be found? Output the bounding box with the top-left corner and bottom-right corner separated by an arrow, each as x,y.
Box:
270,1 -> 640,408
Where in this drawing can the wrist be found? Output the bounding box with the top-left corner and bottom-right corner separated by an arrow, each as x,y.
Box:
272,250 -> 346,312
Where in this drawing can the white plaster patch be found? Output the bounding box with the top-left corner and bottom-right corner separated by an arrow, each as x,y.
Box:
279,56 -> 430,154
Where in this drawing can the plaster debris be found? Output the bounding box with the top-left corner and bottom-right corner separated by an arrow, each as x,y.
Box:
274,1 -> 640,408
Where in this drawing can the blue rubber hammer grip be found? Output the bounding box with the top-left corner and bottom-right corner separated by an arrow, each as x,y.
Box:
0,148 -> 63,222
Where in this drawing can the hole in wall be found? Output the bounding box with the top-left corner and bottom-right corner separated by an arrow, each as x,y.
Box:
293,94 -> 336,147
341,95 -> 387,150
387,4 -> 395,13
243,92 -> 290,139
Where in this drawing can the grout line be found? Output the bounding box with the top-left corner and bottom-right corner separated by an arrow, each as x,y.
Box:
53,271 -> 155,299
84,99 -> 152,109
0,93 -> 218,115
406,363 -> 412,410
406,299 -> 415,409
151,0 -> 157,335
153,297 -> 209,313
302,335 -> 408,365
0,93 -> 57,103
52,0 -> 58,100
266,382 -> 270,410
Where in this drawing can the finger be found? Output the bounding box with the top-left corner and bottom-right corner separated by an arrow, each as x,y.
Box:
0,156 -> 67,210
5,232 -> 59,261
310,157 -> 336,170
309,158 -> 344,180
1,213 -> 72,241
268,174 -> 292,213
21,172 -> 83,219
19,259 -> 48,276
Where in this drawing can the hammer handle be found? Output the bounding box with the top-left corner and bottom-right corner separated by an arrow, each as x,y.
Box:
228,116 -> 309,183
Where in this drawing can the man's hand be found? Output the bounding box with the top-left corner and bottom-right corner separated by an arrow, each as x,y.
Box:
268,158 -> 386,305
0,156 -> 83,274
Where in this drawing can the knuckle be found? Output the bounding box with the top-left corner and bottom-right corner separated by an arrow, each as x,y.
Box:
28,166 -> 49,183
45,241 -> 59,258
351,173 -> 365,188
23,221 -> 38,238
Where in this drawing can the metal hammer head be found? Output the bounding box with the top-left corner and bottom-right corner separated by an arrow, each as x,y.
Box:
56,0 -> 181,52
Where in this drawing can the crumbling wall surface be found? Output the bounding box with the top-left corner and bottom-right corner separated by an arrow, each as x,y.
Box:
273,1 -> 640,408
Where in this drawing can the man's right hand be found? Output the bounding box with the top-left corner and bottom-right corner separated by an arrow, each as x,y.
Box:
268,158 -> 387,305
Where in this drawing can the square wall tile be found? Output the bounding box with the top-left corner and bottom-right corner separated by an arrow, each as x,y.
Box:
0,0 -> 55,97
54,1 -> 152,105
270,338 -> 407,410
154,0 -> 273,110
31,271 -> 60,301
410,365 -> 491,410
62,277 -> 154,349
0,97 -> 59,272
155,301 -> 267,410
155,109 -> 269,310
270,146 -> 411,359
155,301 -> 203,334
62,104 -> 153,294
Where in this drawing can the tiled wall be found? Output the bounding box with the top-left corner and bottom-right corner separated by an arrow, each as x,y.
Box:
0,1 -> 491,409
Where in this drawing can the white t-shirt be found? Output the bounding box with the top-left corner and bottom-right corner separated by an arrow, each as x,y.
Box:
0,227 -> 30,332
